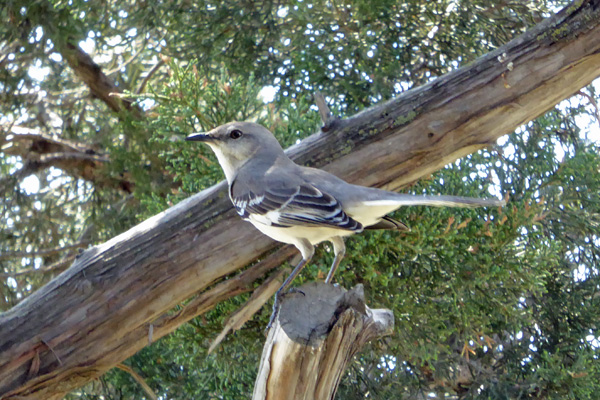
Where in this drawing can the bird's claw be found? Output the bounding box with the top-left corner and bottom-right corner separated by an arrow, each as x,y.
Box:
287,287 -> 305,296
265,285 -> 306,333
265,310 -> 278,333
265,292 -> 282,334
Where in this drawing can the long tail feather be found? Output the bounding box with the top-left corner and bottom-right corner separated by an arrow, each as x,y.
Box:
362,194 -> 506,208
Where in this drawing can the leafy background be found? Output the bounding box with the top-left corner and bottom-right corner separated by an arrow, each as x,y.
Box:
1,0 -> 599,398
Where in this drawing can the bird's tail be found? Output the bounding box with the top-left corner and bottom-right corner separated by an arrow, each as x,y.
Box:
362,193 -> 506,208
345,189 -> 506,227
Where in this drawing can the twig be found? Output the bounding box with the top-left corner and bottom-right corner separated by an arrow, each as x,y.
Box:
115,363 -> 158,400
313,91 -> 337,132
208,268 -> 288,353
37,151 -> 109,164
105,37 -> 148,76
137,59 -> 165,94
578,90 -> 600,129
40,338 -> 63,366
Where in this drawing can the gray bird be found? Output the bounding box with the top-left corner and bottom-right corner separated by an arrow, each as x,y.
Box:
186,121 -> 505,327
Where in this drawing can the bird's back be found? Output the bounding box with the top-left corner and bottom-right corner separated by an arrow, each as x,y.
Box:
298,165 -> 504,226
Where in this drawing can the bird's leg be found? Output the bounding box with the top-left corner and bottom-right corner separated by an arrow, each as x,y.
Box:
266,240 -> 314,330
325,237 -> 346,284
267,257 -> 311,330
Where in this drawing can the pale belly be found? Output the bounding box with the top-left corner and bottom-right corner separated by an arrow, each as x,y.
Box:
248,219 -> 355,246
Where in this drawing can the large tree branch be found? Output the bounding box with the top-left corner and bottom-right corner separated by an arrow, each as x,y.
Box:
1,1 -> 600,398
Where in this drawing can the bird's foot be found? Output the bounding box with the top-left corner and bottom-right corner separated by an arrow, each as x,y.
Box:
324,275 -> 339,285
265,292 -> 282,333
265,287 -> 305,333
265,287 -> 307,334
287,287 -> 305,296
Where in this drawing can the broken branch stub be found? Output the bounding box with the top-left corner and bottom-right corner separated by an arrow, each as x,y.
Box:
253,283 -> 394,400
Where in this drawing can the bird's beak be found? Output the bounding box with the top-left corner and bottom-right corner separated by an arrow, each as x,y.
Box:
185,132 -> 214,142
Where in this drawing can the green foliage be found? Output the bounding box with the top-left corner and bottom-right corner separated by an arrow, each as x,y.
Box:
134,58 -> 322,217
2,0 -> 599,399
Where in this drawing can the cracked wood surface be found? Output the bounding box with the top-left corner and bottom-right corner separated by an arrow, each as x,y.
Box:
253,283 -> 394,400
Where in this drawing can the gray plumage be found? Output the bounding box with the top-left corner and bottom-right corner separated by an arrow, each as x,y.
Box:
186,121 -> 505,328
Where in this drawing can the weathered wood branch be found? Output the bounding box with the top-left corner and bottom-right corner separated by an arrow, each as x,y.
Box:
1,1 -> 599,398
253,283 -> 394,400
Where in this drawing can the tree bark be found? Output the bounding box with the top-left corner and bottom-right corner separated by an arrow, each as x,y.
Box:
1,1 -> 600,398
252,283 -> 394,400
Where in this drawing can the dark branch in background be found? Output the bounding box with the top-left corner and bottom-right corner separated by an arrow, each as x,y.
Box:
35,152 -> 109,164
1,127 -> 96,154
137,59 -> 165,94
61,43 -> 142,117
0,126 -> 134,193
0,241 -> 92,261
0,256 -> 76,278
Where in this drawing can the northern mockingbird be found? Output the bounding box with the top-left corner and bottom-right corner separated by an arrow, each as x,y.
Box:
186,121 -> 505,327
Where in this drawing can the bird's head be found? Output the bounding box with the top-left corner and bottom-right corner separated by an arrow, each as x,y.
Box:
186,121 -> 285,183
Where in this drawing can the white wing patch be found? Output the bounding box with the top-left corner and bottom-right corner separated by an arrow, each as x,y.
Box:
249,210 -> 284,227
249,195 -> 264,206
233,197 -> 248,217
232,182 -> 362,231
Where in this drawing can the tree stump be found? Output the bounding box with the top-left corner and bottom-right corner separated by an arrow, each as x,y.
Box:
253,283 -> 394,400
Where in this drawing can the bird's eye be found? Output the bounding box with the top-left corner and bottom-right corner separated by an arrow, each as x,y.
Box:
229,129 -> 243,139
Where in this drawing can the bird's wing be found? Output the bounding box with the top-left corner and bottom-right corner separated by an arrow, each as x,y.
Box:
231,182 -> 363,232
364,215 -> 410,231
